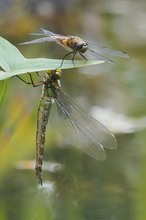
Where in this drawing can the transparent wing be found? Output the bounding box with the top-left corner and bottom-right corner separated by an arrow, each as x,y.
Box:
40,29 -> 69,41
41,29 -> 60,37
85,49 -> 115,64
19,37 -> 57,45
53,90 -> 117,160
27,29 -> 56,37
86,40 -> 129,59
19,29 -> 67,45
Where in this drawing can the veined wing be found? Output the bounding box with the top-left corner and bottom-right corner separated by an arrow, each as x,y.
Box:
86,40 -> 129,58
28,29 -> 57,37
54,90 -> 117,160
20,29 -> 68,45
85,49 -> 115,64
19,29 -> 58,45
19,37 -> 57,45
29,29 -> 64,38
41,29 -> 63,37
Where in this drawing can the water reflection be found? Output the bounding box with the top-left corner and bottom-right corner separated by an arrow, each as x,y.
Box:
9,145 -> 136,220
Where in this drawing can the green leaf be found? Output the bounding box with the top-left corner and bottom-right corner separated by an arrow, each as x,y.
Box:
0,37 -> 25,71
0,37 -> 104,80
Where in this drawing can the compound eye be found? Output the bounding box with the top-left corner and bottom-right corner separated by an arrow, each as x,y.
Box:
77,43 -> 88,53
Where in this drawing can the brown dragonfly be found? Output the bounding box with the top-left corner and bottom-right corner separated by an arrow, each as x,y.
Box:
20,29 -> 129,65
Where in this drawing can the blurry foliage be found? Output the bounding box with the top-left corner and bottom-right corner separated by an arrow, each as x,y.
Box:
0,80 -> 8,109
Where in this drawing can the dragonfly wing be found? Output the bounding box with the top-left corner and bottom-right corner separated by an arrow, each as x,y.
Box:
19,37 -> 56,45
53,90 -> 117,160
28,29 -> 59,37
54,99 -> 106,160
86,49 -> 115,64
41,29 -> 57,36
20,29 -> 68,45
24,29 -> 57,38
41,29 -> 66,38
86,40 -> 129,58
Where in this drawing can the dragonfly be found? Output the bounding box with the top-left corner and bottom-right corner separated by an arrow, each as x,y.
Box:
20,29 -> 129,66
19,69 -> 117,185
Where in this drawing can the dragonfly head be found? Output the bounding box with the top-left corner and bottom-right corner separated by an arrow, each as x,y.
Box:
46,69 -> 62,89
46,69 -> 62,79
77,42 -> 88,53
55,69 -> 62,79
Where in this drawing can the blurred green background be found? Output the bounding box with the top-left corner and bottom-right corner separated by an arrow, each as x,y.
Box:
0,0 -> 146,219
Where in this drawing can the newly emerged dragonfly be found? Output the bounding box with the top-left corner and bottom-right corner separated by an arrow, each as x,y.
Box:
20,29 -> 129,65
19,69 -> 117,185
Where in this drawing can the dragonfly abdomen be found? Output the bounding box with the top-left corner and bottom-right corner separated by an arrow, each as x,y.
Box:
35,85 -> 52,185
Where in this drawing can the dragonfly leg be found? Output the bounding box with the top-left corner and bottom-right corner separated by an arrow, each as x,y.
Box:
58,51 -> 74,68
71,50 -> 79,66
36,72 -> 43,77
16,75 -> 32,85
78,51 -> 87,61
27,72 -> 44,87
17,72 -> 44,87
